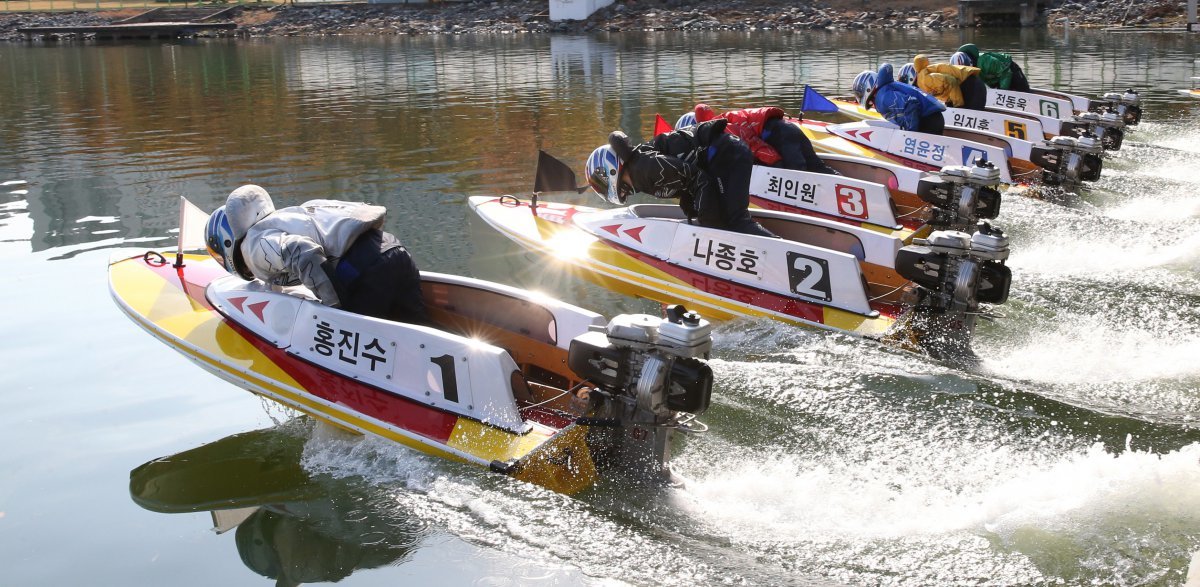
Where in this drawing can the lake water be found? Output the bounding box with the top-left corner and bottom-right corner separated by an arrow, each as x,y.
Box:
2,27 -> 1200,586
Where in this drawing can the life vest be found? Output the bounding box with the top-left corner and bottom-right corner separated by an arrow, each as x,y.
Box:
914,55 -> 982,107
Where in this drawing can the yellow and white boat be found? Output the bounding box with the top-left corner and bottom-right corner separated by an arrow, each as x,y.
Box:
469,193 -> 1013,359
110,211 -> 717,494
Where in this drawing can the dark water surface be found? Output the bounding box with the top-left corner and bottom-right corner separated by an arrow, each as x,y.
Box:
2,28 -> 1200,586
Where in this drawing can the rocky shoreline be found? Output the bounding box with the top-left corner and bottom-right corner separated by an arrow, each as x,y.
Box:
0,0 -> 1189,42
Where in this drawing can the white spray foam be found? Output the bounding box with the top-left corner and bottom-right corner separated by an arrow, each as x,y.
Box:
1138,120 -> 1200,154
979,442 -> 1200,543
1106,193 -> 1200,223
983,312 -> 1200,385
1013,228 -> 1200,277
688,441 -> 1200,548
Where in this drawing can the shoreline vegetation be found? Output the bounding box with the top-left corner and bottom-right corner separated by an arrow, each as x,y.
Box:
0,0 -> 1189,42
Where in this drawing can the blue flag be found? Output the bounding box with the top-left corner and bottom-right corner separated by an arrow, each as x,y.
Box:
801,85 -> 839,113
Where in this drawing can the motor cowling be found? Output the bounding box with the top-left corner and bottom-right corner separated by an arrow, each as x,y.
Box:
567,305 -> 713,422
1030,134 -> 1104,185
1071,111 -> 1125,151
895,221 -> 1012,314
916,160 -> 1003,232
1098,89 -> 1142,126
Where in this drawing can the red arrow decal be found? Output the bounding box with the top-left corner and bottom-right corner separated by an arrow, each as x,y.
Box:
623,225 -> 646,242
601,224 -> 622,236
248,300 -> 270,323
229,296 -> 248,312
846,129 -> 859,138
859,131 -> 874,141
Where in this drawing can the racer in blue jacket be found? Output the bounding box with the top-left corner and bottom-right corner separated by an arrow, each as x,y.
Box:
868,63 -> 947,135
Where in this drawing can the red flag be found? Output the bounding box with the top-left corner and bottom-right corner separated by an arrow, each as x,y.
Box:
653,114 -> 673,137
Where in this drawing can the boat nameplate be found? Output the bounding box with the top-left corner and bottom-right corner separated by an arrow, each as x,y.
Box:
748,165 -> 900,229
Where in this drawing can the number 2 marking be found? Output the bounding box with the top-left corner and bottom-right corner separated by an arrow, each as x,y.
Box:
787,252 -> 833,301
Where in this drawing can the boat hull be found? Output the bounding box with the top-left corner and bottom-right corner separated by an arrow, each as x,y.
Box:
468,197 -> 905,340
108,252 -> 599,494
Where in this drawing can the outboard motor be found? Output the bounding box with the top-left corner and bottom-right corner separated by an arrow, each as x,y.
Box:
1071,111 -> 1125,151
567,305 -> 713,483
1096,89 -> 1142,126
893,222 -> 1012,359
915,159 -> 1003,232
1030,134 -> 1104,185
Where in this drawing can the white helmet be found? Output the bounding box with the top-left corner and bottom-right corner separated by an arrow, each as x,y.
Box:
675,112 -> 698,129
851,70 -> 877,105
224,184 -> 275,241
585,145 -> 626,205
898,62 -> 917,85
950,51 -> 973,66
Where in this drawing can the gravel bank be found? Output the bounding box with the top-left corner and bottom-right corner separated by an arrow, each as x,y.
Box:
1,0 -> 1189,42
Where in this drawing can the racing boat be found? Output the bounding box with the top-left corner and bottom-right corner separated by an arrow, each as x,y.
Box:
821,107 -> 1103,187
469,187 -> 1012,360
983,87 -> 1129,150
833,92 -> 1126,152
655,111 -> 1007,229
1025,86 -> 1143,126
655,113 -> 951,234
109,203 -> 718,495
746,157 -> 1004,236
803,118 -> 1029,181
833,96 -> 1048,142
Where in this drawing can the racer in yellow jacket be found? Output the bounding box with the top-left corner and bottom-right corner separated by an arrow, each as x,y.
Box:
913,54 -> 987,110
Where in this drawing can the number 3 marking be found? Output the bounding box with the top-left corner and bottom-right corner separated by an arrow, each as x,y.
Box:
835,185 -> 869,219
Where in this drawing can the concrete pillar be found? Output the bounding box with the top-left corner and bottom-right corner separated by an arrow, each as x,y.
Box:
1020,2 -> 1037,26
958,1 -> 973,27
550,0 -> 614,22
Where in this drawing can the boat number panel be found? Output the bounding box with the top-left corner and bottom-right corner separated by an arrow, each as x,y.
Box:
987,88 -> 1072,120
668,227 -> 872,315
749,166 -> 897,227
292,306 -> 477,412
949,111 -> 1030,140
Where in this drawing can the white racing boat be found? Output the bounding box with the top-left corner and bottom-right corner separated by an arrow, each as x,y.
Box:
474,156 -> 1013,360
109,199 -> 720,495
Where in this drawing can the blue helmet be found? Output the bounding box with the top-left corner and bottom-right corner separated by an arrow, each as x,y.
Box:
898,62 -> 917,85
851,70 -> 877,105
585,144 -> 626,205
675,112 -> 698,129
950,51 -> 973,66
205,206 -> 237,274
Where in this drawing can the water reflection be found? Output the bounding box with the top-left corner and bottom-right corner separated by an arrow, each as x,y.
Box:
129,422 -> 430,586
2,30 -> 1196,258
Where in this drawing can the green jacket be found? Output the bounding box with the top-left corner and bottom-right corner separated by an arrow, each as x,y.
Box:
958,43 -> 1015,90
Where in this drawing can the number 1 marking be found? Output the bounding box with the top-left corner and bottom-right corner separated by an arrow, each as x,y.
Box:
430,354 -> 459,403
